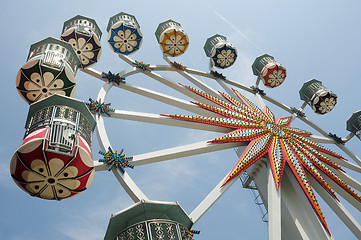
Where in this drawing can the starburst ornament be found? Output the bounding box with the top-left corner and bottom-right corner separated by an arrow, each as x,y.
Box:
165,85 -> 361,234
87,98 -> 114,117
99,147 -> 134,172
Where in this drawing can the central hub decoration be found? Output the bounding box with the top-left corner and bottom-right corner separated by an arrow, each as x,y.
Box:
265,123 -> 286,137
165,85 -> 361,234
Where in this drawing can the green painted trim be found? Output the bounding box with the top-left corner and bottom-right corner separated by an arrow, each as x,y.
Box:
299,79 -> 323,102
25,94 -> 95,131
347,110 -> 361,133
62,15 -> 102,38
155,19 -> 181,42
203,34 -> 227,57
107,12 -> 139,33
27,37 -> 80,66
251,53 -> 274,76
104,200 -> 193,240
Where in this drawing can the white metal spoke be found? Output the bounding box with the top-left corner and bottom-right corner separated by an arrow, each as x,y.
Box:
95,141 -> 243,171
309,175 -> 361,238
189,173 -> 238,223
163,55 -> 223,98
215,78 -> 238,99
329,167 -> 361,193
109,110 -> 228,133
82,68 -> 216,116
319,171 -> 361,212
308,135 -> 335,144
118,55 -> 219,106
132,141 -> 243,166
325,154 -> 361,173
337,145 -> 361,168
179,70 -> 223,99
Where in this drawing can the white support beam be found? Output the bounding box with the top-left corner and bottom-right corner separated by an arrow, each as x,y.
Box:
180,70 -> 223,99
336,145 -> 361,168
319,172 -> 361,212
268,166 -> 282,240
308,135 -> 335,144
324,154 -> 361,174
109,110 -> 229,133
309,175 -> 361,238
132,141 -> 244,166
215,78 -> 238,99
95,141 -> 243,171
189,174 -> 238,223
330,167 -> 361,193
283,168 -> 332,239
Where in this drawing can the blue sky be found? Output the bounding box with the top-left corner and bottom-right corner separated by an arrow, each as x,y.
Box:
1,0 -> 361,239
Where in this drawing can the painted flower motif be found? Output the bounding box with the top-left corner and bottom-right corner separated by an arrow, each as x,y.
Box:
266,70 -> 285,86
161,31 -> 188,56
21,158 -> 80,199
68,38 -> 95,66
261,63 -> 286,88
113,29 -> 139,53
24,71 -> 66,102
216,49 -> 235,67
317,97 -> 336,114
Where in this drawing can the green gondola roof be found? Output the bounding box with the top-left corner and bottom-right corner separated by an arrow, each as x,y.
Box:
104,200 -> 193,240
251,53 -> 274,76
62,15 -> 102,38
347,110 -> 361,133
27,37 -> 80,66
107,12 -> 139,33
203,34 -> 227,57
299,79 -> 322,101
25,94 -> 95,131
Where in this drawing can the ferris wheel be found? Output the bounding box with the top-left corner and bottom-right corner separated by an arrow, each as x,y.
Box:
11,12 -> 361,240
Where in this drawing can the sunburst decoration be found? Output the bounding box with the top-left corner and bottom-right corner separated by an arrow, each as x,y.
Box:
99,147 -> 134,172
164,84 -> 361,234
